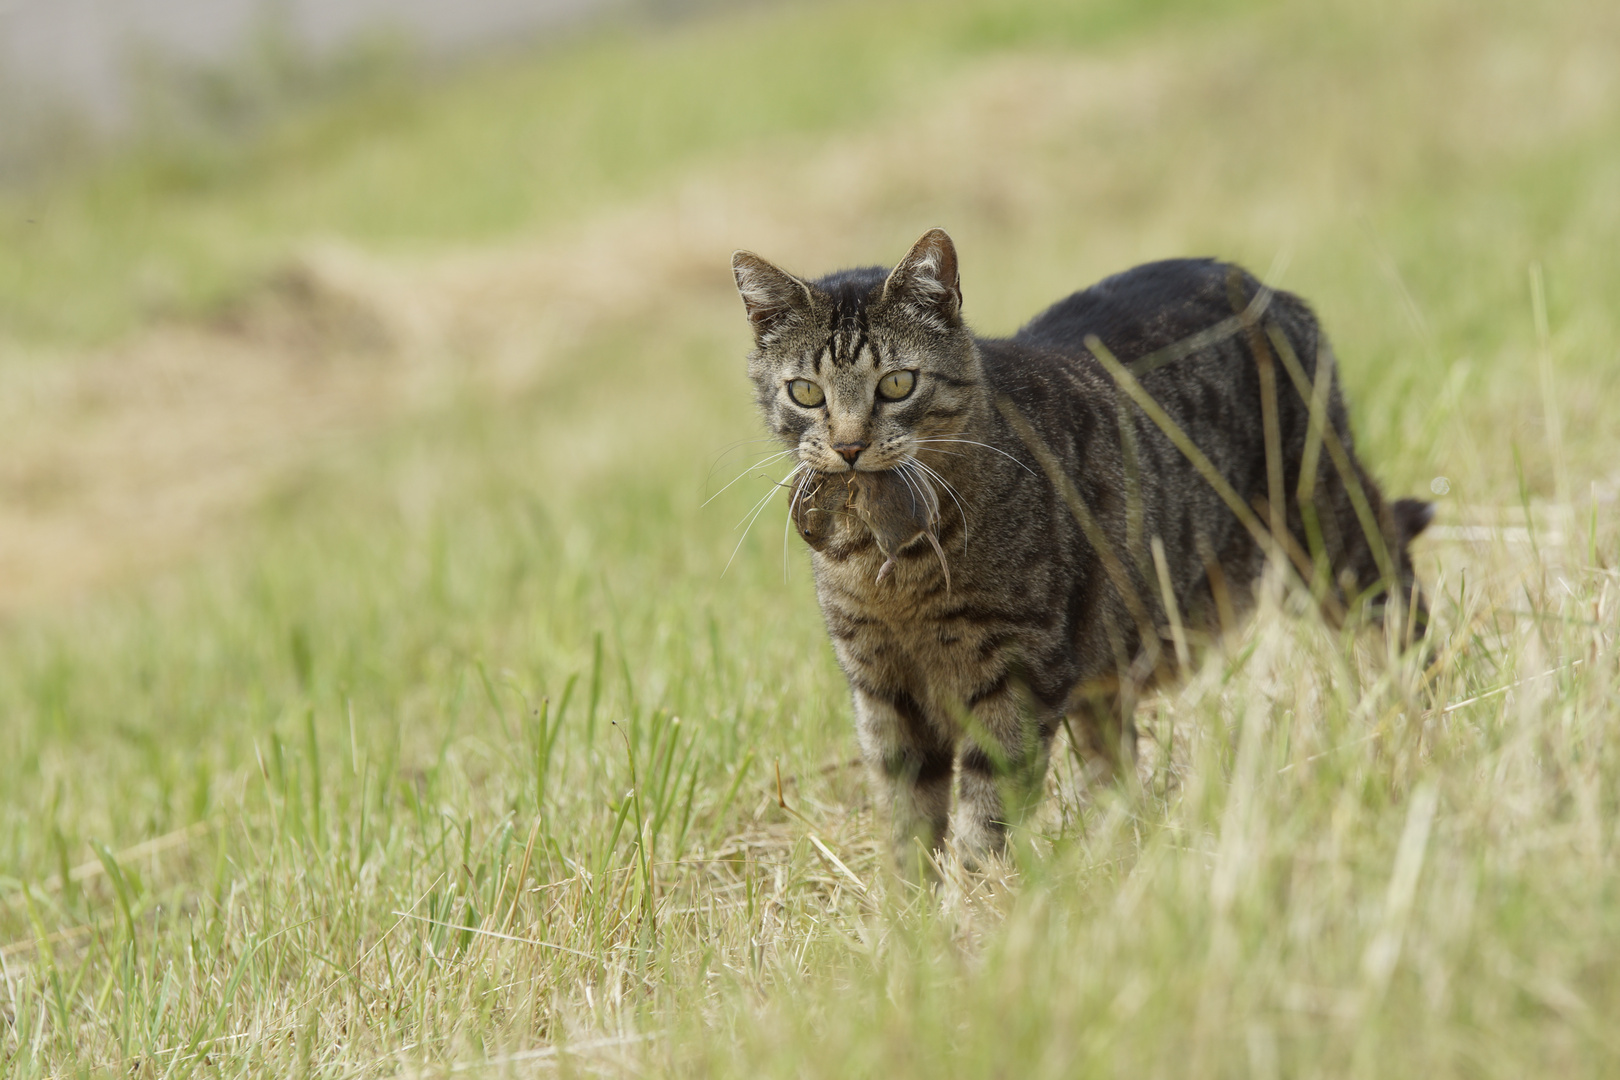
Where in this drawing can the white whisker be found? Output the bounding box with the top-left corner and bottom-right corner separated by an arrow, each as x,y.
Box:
783,507 -> 794,582
915,437 -> 1037,476
907,456 -> 970,552
892,458 -> 928,513
732,482 -> 780,532
783,468 -> 814,583
724,463 -> 806,577
729,460 -> 803,530
702,437 -> 791,490
906,455 -> 963,508
706,436 -> 784,467
702,447 -> 800,507
896,459 -> 952,594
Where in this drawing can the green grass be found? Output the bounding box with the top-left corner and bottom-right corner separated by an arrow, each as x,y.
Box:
4,0 -> 1620,1075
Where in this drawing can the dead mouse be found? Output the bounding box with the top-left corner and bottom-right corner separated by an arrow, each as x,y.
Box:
848,471 -> 950,591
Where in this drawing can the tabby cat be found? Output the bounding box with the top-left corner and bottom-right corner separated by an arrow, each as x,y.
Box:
731,229 -> 1431,871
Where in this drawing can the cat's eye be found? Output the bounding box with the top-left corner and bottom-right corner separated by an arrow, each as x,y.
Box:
877,370 -> 916,401
788,379 -> 825,408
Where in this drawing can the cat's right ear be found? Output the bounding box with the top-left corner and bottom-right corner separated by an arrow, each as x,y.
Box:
732,251 -> 813,344
882,228 -> 962,331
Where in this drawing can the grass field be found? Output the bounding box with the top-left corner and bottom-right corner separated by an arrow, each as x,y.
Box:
2,0 -> 1619,1075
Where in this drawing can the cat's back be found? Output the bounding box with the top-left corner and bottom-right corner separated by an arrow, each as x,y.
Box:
1013,257 -> 1263,361
996,257 -> 1330,449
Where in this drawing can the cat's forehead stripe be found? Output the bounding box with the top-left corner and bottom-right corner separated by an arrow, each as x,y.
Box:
820,293 -> 875,368
825,330 -> 873,369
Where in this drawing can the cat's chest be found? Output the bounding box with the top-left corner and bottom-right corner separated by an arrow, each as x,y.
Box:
811,550 -> 997,680
812,544 -> 949,622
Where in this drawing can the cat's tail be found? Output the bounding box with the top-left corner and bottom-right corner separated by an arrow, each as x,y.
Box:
1315,460 -> 1435,650
1392,497 -> 1435,545
1384,496 -> 1435,648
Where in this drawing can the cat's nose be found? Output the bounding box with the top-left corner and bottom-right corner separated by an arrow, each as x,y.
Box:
833,442 -> 866,464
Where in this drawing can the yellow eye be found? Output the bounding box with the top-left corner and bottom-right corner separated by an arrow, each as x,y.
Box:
877,370 -> 916,401
788,379 -> 825,408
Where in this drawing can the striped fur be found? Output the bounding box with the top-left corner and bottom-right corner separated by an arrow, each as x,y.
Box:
732,229 -> 1430,871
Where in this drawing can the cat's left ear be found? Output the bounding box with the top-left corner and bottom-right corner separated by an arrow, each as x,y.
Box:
882,228 -> 962,330
732,251 -> 814,344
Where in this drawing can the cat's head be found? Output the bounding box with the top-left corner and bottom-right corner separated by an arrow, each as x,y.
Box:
732,229 -> 981,474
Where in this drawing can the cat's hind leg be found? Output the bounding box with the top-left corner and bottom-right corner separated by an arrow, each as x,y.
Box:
1065,678 -> 1140,788
853,687 -> 954,878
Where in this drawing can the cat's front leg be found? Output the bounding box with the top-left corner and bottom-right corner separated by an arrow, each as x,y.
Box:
852,686 -> 954,877
953,680 -> 1057,866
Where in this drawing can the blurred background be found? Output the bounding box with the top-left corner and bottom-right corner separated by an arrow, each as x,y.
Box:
2,0 -> 1618,1073
2,0 -> 1614,613
0,0 -> 606,132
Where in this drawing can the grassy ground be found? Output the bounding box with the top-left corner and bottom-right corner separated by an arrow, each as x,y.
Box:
3,0 -> 1619,1075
